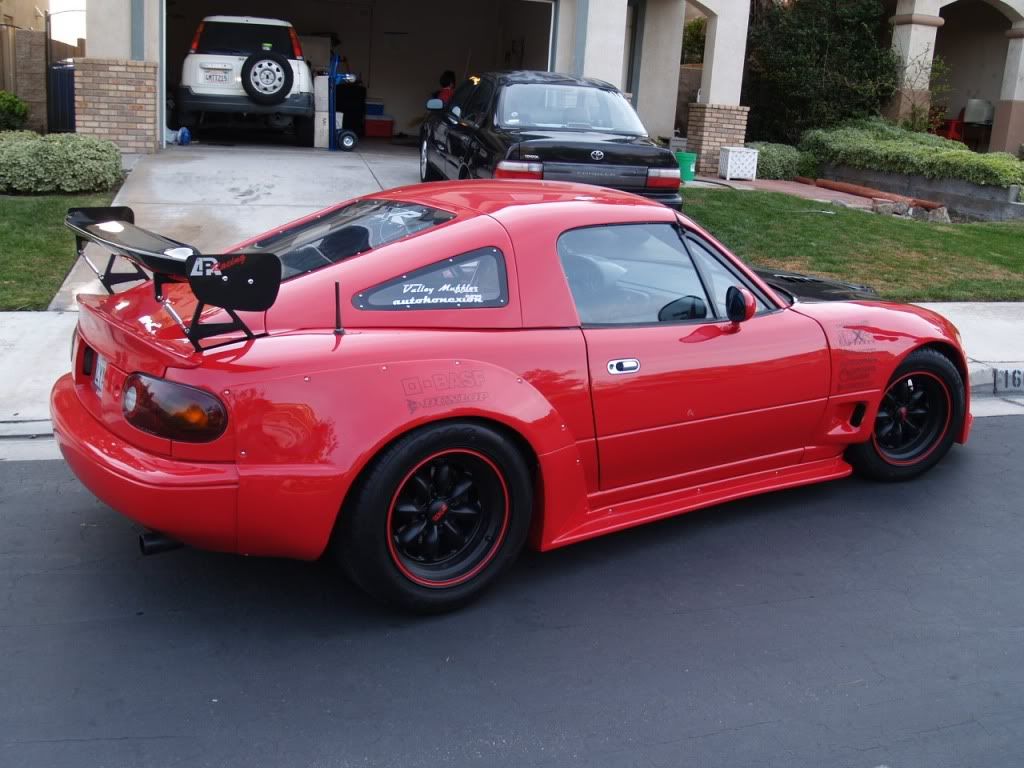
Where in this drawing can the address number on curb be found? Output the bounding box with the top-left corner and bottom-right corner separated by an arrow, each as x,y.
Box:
994,368 -> 1024,394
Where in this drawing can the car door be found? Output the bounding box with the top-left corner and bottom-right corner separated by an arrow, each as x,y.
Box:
449,79 -> 496,178
557,222 -> 831,491
433,80 -> 477,179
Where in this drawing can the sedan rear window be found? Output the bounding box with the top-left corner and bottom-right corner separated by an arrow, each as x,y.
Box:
497,83 -> 647,136
250,200 -> 455,280
196,22 -> 293,56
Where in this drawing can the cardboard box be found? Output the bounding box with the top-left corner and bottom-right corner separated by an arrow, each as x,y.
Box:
314,111 -> 344,149
314,76 -> 330,113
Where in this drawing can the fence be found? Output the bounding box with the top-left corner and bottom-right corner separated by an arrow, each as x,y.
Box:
0,27 -> 83,132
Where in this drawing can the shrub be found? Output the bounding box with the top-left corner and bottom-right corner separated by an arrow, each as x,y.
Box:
0,91 -> 28,131
0,132 -> 122,193
746,142 -> 800,180
682,18 -> 706,64
799,119 -> 1024,187
743,0 -> 900,144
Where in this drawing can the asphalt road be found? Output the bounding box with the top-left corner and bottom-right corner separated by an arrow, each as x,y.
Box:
2,416 -> 1023,768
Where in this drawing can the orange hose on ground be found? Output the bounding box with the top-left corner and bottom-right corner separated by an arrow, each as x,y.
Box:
813,179 -> 943,210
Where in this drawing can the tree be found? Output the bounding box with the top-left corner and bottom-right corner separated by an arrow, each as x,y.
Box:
742,0 -> 901,144
682,18 -> 706,65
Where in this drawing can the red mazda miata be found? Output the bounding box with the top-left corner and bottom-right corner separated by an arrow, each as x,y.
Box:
51,181 -> 971,612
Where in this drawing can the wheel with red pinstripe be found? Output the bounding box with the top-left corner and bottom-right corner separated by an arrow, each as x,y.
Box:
337,421 -> 533,613
847,348 -> 965,481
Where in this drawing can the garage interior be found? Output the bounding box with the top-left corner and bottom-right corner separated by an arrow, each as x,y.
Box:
164,0 -> 555,144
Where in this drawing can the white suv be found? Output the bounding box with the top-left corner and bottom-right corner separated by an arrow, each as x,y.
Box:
177,15 -> 315,144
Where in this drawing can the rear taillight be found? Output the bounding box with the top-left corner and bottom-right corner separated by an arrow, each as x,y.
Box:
289,27 -> 304,60
189,21 -> 205,53
647,167 -> 681,189
122,374 -> 227,443
495,160 -> 543,180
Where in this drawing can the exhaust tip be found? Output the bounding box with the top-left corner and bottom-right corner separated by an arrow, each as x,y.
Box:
139,531 -> 183,556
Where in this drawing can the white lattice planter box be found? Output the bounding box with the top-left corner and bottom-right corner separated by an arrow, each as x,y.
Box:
719,146 -> 759,181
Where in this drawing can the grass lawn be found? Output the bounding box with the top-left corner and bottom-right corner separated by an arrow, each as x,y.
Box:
682,188 -> 1024,302
0,193 -> 114,311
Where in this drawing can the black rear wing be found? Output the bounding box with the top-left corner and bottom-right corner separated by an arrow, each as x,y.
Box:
66,206 -> 282,352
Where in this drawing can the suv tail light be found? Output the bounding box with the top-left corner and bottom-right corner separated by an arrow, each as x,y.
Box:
288,27 -> 304,60
189,21 -> 205,53
495,161 -> 543,180
122,374 -> 228,443
647,167 -> 681,189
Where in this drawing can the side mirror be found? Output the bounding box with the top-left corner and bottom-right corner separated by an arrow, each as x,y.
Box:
425,98 -> 444,111
725,286 -> 757,324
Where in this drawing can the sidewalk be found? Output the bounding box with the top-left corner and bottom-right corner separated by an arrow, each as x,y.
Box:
1,303 -> 1021,447
689,177 -> 875,209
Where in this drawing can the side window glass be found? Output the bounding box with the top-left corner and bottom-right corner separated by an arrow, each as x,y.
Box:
356,247 -> 508,310
449,81 -> 475,118
557,224 -> 711,325
463,82 -> 494,126
685,235 -> 770,317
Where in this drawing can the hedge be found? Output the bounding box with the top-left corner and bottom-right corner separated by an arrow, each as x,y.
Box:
0,91 -> 28,131
0,132 -> 122,193
800,119 -> 1024,188
746,142 -> 800,180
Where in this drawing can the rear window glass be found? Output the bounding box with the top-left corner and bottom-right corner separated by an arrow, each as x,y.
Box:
196,22 -> 293,56
250,199 -> 455,280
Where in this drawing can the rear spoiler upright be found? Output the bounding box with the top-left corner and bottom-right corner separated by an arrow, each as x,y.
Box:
65,206 -> 282,352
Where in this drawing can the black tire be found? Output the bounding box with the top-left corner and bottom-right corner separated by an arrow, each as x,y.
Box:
419,136 -> 442,181
337,129 -> 358,151
240,52 -> 294,106
846,348 -> 965,481
336,421 -> 533,613
294,116 -> 314,147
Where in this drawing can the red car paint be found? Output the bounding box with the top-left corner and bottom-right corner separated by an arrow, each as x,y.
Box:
51,180 -> 971,560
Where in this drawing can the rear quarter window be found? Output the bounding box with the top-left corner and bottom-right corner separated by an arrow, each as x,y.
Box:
355,247 -> 508,310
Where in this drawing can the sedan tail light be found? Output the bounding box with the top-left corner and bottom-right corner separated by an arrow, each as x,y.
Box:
647,167 -> 681,189
122,374 -> 228,443
495,161 -> 543,180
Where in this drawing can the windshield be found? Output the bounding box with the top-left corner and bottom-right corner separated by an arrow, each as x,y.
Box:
196,22 -> 293,56
250,199 -> 455,280
497,83 -> 647,135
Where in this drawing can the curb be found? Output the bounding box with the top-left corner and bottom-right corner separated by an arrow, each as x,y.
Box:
0,420 -> 54,440
969,361 -> 1024,399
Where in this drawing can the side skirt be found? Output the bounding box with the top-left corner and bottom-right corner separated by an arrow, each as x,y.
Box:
544,456 -> 852,550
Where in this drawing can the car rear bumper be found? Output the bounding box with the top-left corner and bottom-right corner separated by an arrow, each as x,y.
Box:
50,373 -> 239,552
177,87 -> 313,117
638,189 -> 682,208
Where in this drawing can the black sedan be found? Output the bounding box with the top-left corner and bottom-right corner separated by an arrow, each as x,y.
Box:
420,71 -> 682,207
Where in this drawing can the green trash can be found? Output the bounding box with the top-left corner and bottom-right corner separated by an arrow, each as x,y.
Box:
675,151 -> 697,182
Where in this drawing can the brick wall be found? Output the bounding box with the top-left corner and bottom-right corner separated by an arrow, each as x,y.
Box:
686,104 -> 750,177
14,30 -> 46,132
74,58 -> 159,154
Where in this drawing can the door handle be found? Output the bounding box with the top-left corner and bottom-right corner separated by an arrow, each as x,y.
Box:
607,359 -> 641,375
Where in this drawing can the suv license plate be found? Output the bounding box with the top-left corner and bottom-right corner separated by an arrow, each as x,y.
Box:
93,355 -> 108,395
994,368 -> 1024,394
203,71 -> 228,84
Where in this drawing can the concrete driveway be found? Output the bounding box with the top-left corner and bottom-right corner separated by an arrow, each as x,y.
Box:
50,141 -> 420,310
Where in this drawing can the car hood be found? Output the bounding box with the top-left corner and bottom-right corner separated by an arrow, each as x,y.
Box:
752,267 -> 880,303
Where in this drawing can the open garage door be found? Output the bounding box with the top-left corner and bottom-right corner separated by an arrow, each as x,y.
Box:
163,0 -> 554,144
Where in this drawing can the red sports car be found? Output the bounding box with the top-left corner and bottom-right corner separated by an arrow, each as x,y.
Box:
51,181 -> 971,612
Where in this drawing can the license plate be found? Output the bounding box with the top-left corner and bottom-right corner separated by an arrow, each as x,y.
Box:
203,71 -> 229,84
994,368 -> 1024,393
92,355 -> 108,395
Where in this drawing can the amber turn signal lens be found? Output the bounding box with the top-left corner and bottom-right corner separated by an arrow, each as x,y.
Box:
122,374 -> 228,443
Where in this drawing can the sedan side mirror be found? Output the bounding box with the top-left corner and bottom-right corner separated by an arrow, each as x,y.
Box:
425,98 -> 444,111
726,286 -> 757,324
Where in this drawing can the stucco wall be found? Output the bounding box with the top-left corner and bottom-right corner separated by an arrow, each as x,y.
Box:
0,0 -> 46,30
936,0 -> 1012,118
